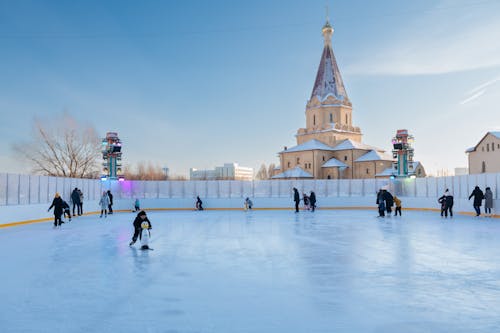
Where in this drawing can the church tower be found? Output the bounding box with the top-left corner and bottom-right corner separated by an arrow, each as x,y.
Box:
296,18 -> 362,146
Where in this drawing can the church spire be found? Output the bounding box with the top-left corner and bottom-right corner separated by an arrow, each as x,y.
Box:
310,13 -> 350,105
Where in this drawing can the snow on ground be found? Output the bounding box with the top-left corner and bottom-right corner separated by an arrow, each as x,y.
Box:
0,210 -> 499,332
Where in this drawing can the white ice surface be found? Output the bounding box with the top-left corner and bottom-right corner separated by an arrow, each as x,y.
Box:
1,210 -> 500,332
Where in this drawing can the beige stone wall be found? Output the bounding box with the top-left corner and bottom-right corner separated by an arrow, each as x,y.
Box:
296,130 -> 362,146
354,160 -> 393,179
468,134 -> 500,174
322,167 -> 341,179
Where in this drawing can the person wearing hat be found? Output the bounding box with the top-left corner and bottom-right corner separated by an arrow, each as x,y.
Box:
129,210 -> 152,246
48,192 -> 64,227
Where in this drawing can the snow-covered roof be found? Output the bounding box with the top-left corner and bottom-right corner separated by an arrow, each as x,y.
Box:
280,139 -> 336,153
271,166 -> 313,179
465,147 -> 475,153
321,157 -> 348,168
310,28 -> 350,104
375,167 -> 394,177
331,139 -> 382,152
355,150 -> 393,162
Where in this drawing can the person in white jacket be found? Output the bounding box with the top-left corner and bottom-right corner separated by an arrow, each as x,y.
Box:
99,191 -> 110,218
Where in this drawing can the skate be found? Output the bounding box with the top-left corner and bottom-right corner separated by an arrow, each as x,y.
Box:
129,241 -> 135,246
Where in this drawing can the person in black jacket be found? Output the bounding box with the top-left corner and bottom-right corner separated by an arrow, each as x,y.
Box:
196,196 -> 203,211
62,200 -> 71,222
309,191 -> 317,212
48,193 -> 64,227
383,189 -> 394,216
376,189 -> 386,217
107,190 -> 113,214
71,188 -> 81,217
293,188 -> 300,213
129,210 -> 152,246
469,186 -> 484,216
445,191 -> 454,218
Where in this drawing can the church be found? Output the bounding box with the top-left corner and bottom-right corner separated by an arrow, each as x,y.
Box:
272,18 -> 419,180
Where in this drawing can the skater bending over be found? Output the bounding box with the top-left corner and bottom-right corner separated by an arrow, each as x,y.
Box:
196,196 -> 203,211
62,200 -> 72,222
129,211 -> 152,246
393,196 -> 402,216
244,197 -> 253,211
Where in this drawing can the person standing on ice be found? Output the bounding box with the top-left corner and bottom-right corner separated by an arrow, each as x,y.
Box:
309,191 -> 317,212
376,189 -> 385,217
48,192 -> 64,227
393,195 -> 402,216
78,189 -> 84,215
469,186 -> 484,216
302,193 -> 310,210
444,189 -> 454,218
484,187 -> 493,217
134,198 -> 141,212
71,188 -> 81,217
129,210 -> 152,246
107,190 -> 113,214
99,191 -> 110,218
293,188 -> 300,213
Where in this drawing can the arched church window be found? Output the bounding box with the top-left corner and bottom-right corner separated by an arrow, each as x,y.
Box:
313,115 -> 316,126
287,162 -> 291,168
330,113 -> 333,122
344,156 -> 347,161
482,161 -> 486,173
345,114 -> 348,124
492,143 -> 495,151
327,175 -> 331,179
487,144 -> 490,152
296,157 -> 300,164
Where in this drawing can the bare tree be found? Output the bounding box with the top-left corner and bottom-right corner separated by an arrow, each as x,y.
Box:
267,163 -> 276,179
13,114 -> 101,178
255,164 -> 268,180
124,161 -> 168,180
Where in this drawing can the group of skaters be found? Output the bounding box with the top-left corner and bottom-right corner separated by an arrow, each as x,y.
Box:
376,188 -> 402,217
47,188 -> 85,227
293,188 -> 317,212
468,186 -> 494,217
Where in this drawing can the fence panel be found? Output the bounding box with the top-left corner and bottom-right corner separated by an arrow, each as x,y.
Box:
339,180 -> 350,196
351,179 -> 363,196
230,181 -> 242,198
19,175 -> 30,205
254,181 -> 271,198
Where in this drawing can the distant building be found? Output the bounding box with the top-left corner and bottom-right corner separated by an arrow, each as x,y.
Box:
190,163 -> 254,181
454,167 -> 468,176
466,131 -> 500,174
273,18 -> 425,180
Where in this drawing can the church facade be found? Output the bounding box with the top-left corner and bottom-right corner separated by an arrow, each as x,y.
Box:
273,19 -> 395,180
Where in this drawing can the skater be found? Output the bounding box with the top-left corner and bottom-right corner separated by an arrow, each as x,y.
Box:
195,196 -> 203,211
134,198 -> 141,212
99,191 -> 109,218
469,186 -> 484,216
48,192 -> 64,227
393,195 -> 402,216
383,189 -> 394,216
484,187 -> 493,217
438,192 -> 447,217
71,188 -> 81,217
129,210 -> 152,246
293,188 -> 300,213
376,189 -> 385,217
78,189 -> 84,215
309,191 -> 316,212
444,189 -> 454,218
62,199 -> 72,222
244,197 -> 253,211
303,193 -> 310,210
107,190 -> 113,214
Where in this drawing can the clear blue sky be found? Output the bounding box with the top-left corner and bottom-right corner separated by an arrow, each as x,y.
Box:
1,0 -> 499,176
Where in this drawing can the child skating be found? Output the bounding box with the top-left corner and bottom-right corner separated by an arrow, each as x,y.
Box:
129,211 -> 152,248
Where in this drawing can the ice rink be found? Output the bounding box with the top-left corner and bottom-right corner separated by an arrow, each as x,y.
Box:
1,209 -> 499,333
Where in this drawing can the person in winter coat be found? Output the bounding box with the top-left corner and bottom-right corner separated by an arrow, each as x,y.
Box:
303,193 -> 310,210
48,192 -> 64,227
293,188 -> 300,213
393,196 -> 402,216
107,190 -> 113,214
244,197 -> 253,211
384,189 -> 394,216
469,186 -> 484,216
484,187 -> 493,217
438,192 -> 447,217
309,191 -> 317,212
195,196 -> 203,211
71,188 -> 81,217
62,200 -> 71,222
445,190 -> 454,218
376,189 -> 386,217
99,191 -> 110,218
129,210 -> 152,246
78,189 -> 84,215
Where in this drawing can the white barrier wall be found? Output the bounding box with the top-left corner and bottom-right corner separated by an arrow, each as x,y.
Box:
0,173 -> 498,225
